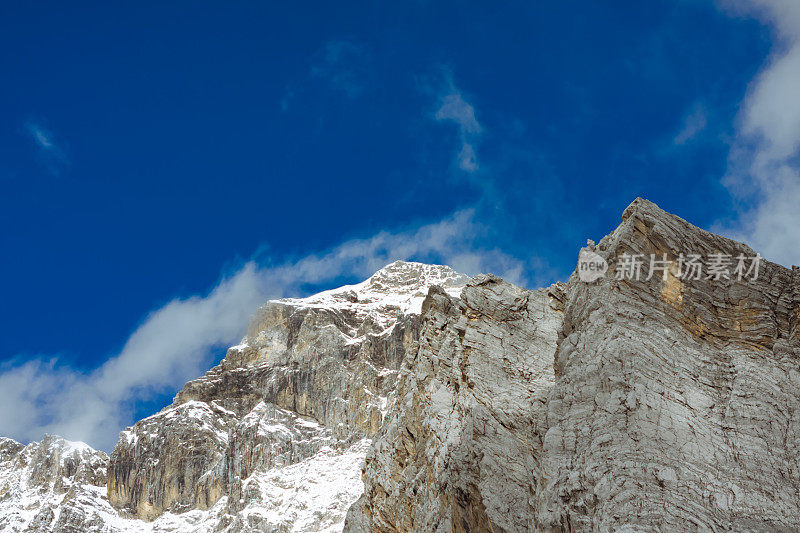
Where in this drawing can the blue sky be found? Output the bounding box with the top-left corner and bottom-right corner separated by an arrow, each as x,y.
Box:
2,1 -> 799,449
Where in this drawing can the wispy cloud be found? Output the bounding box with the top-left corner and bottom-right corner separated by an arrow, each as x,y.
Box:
673,102 -> 708,145
29,125 -> 54,149
310,40 -> 371,99
0,210 -> 527,451
280,39 -> 371,112
435,83 -> 483,173
716,0 -> 800,266
24,120 -> 68,175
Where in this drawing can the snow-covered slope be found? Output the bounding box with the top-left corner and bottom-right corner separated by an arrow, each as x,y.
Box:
0,434 -> 369,533
278,260 -> 468,334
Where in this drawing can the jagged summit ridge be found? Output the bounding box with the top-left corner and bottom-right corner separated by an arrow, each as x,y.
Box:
269,260 -> 469,333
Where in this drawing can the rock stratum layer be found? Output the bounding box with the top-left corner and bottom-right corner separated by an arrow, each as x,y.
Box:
2,199 -> 799,532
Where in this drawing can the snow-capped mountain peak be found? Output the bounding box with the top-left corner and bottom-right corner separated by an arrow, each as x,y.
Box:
275,260 -> 469,331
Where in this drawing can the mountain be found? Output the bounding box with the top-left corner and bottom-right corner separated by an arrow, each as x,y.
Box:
1,260 -> 469,532
2,199 -> 799,532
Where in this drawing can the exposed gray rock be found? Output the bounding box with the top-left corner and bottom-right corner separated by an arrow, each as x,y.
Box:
537,198 -> 800,531
344,277 -> 565,532
107,399 -> 237,519
345,198 -> 800,532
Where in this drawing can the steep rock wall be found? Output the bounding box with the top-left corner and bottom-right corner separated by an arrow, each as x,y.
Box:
347,198 -> 800,532
537,198 -> 800,531
346,277 -> 565,532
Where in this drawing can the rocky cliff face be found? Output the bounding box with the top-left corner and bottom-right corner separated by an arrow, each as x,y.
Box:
1,199 -> 799,532
344,277 -> 566,532
534,199 -> 800,531
345,198 -> 800,531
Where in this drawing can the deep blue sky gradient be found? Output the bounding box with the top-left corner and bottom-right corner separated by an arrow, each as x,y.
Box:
1,2 -> 771,375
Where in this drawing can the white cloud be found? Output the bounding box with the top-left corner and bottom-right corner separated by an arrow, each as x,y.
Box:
456,142 -> 478,173
0,210 -> 528,451
310,40 -> 370,98
673,102 -> 708,145
24,121 -> 68,175
716,0 -> 800,266
435,89 -> 483,173
30,127 -> 54,149
435,93 -> 481,134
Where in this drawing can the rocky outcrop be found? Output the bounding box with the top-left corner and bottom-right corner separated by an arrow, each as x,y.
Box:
345,198 -> 800,531
105,261 -> 469,527
536,198 -> 800,531
0,435 -> 113,532
345,277 -> 565,532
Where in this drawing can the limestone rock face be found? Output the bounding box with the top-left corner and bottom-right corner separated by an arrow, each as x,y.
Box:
536,198 -> 800,531
345,277 -> 565,532
104,260 -> 468,529
345,198 -> 800,532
